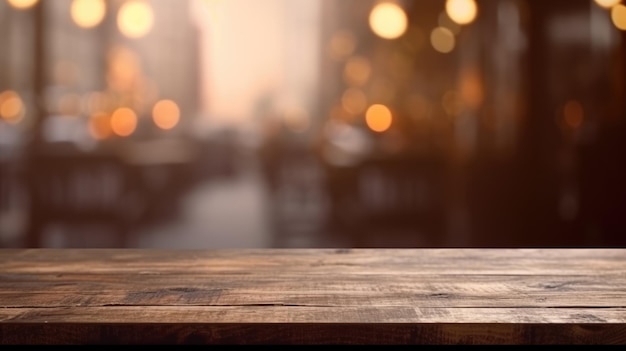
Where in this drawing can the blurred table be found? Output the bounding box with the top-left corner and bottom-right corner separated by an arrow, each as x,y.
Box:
1,249 -> 625,344
113,138 -> 199,223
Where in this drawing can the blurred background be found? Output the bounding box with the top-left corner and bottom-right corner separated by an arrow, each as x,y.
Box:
1,0 -> 625,249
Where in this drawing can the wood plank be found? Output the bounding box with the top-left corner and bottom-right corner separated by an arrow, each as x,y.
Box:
1,249 -> 625,275
3,306 -> 626,324
1,249 -> 625,344
0,274 -> 624,308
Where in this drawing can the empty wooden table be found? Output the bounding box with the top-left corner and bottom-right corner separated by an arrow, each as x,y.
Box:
1,249 -> 625,344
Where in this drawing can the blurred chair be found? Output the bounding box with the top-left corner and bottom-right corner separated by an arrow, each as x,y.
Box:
324,153 -> 448,247
22,143 -> 140,248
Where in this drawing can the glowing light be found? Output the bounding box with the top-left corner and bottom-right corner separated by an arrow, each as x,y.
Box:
594,0 -> 621,9
152,99 -> 181,130
0,90 -> 25,124
117,0 -> 154,39
460,68 -> 484,109
110,107 -> 138,137
343,56 -> 372,87
7,0 -> 39,10
365,104 -> 393,133
71,0 -> 106,28
328,30 -> 357,61
283,107 -> 310,133
88,113 -> 112,140
431,27 -> 456,53
563,100 -> 584,129
369,2 -> 408,40
107,46 -> 140,91
612,4 -> 626,31
445,0 -> 478,25
341,88 -> 368,115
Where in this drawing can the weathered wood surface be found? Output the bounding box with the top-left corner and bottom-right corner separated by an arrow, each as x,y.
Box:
0,249 -> 625,344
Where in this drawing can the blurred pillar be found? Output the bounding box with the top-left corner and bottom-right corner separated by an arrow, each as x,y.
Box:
23,0 -> 47,248
29,0 -> 47,151
516,0 -> 561,245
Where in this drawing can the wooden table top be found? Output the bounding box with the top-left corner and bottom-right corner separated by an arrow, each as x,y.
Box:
1,248 -> 625,344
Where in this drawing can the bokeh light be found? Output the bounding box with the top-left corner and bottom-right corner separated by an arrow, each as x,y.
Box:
71,0 -> 106,29
152,99 -> 181,130
0,90 -> 25,124
445,0 -> 478,25
430,27 -> 456,54
107,46 -> 141,92
6,0 -> 38,10
369,2 -> 408,40
365,104 -> 393,133
88,112 -> 112,140
594,0 -> 621,9
343,56 -> 372,87
460,68 -> 484,109
328,30 -> 357,61
117,0 -> 154,39
110,107 -> 138,137
612,4 -> 626,31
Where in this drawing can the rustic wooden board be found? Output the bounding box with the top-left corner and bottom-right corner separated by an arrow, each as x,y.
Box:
1,249 -> 625,344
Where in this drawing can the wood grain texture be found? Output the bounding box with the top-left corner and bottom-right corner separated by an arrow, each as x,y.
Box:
0,249 -> 625,344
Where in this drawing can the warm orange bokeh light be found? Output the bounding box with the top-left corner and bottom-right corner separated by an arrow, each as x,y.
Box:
445,0 -> 478,25
152,99 -> 181,130
110,107 -> 138,137
7,0 -> 39,10
71,0 -> 106,29
88,113 -> 112,140
431,27 -> 456,53
612,4 -> 626,31
0,90 -> 25,124
107,46 -> 141,92
328,30 -> 357,61
460,68 -> 484,109
343,56 -> 372,87
365,104 -> 393,133
369,2 -> 408,40
594,0 -> 621,10
117,0 -> 154,39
